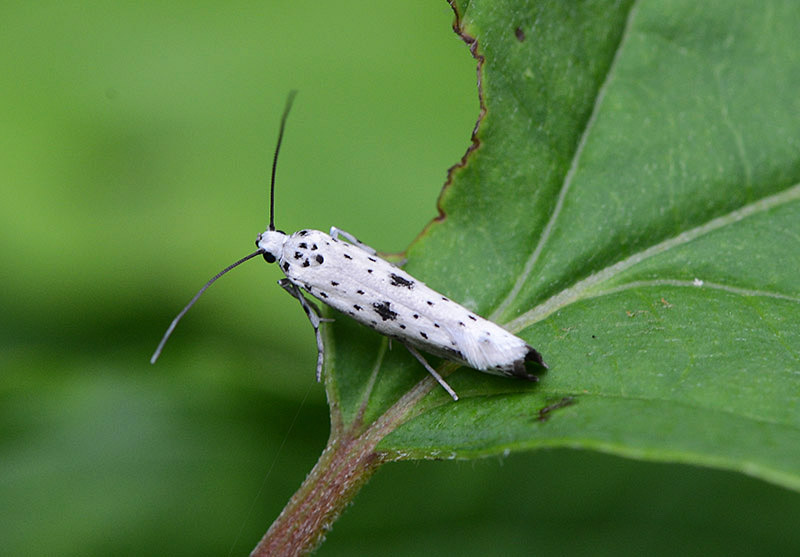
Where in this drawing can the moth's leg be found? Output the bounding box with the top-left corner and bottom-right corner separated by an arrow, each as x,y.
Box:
330,226 -> 407,266
403,343 -> 459,401
329,226 -> 377,255
278,278 -> 329,382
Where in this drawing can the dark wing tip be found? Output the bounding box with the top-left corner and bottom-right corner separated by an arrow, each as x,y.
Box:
506,346 -> 547,381
524,346 -> 548,369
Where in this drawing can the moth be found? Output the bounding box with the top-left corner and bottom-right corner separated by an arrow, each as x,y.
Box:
151,92 -> 546,400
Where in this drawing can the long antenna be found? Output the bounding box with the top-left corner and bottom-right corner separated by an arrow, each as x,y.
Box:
150,249 -> 264,364
269,90 -> 297,231
152,92 -> 297,363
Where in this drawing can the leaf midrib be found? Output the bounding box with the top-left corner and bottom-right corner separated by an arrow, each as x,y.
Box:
490,0 -> 642,321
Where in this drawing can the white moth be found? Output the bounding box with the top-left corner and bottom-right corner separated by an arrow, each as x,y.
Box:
151,92 -> 546,400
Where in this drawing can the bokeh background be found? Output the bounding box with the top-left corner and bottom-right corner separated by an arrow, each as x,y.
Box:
2,2 -> 799,555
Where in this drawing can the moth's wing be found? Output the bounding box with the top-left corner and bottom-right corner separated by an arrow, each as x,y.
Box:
443,319 -> 542,379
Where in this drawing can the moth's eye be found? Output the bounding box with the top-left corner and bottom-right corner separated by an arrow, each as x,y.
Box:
263,252 -> 276,263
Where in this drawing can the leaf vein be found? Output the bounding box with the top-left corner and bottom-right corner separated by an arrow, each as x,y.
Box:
587,279 -> 800,305
490,0 -> 642,321
505,182 -> 800,332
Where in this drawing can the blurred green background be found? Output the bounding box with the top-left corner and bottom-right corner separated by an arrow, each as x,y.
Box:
2,2 -> 799,555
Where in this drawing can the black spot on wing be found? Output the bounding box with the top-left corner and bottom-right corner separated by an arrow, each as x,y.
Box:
302,259 -> 310,268
319,292 -> 328,299
316,254 -> 324,264
331,281 -> 339,286
311,244 -> 318,250
299,242 -> 307,249
298,230 -> 308,236
468,315 -> 477,321
390,272 -> 414,289
294,252 -> 303,260
420,331 -> 428,339
357,290 -> 364,295
343,253 -> 352,260
353,304 -> 363,311
368,256 -> 377,262
373,301 -> 397,321
282,262 -> 290,272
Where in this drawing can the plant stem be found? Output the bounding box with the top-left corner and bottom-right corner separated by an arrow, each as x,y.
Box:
250,432 -> 381,556
250,373 -> 444,556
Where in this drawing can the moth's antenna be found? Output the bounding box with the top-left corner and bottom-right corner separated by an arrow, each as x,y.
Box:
150,249 -> 264,364
269,90 -> 298,231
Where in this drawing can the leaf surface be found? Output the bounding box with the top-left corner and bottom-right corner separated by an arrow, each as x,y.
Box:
324,0 -> 800,491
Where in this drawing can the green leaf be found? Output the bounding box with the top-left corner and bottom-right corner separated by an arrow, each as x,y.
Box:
324,0 -> 800,491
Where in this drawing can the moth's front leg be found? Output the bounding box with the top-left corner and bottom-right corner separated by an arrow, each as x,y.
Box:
278,278 -> 329,382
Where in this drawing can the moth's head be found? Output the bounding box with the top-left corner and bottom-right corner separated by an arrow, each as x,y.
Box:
256,229 -> 287,263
